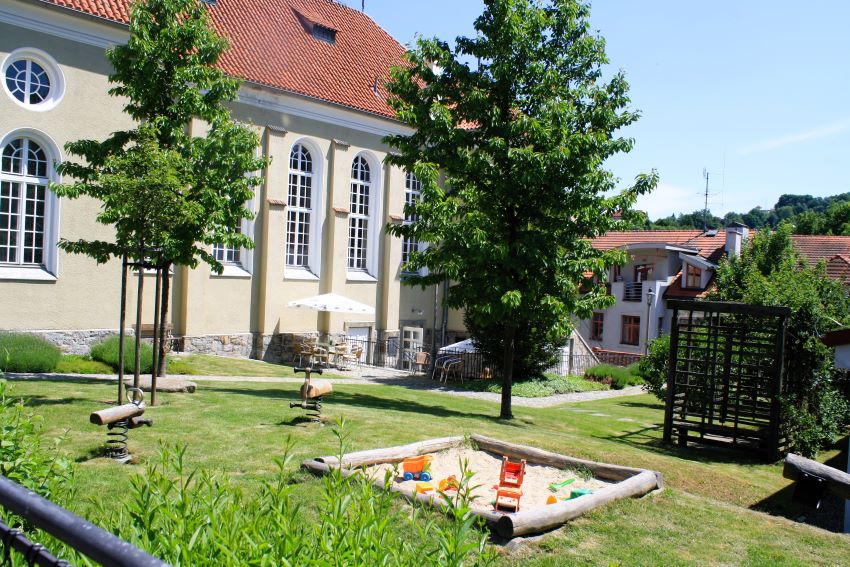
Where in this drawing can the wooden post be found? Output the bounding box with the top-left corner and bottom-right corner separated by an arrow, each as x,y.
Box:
663,304 -> 679,444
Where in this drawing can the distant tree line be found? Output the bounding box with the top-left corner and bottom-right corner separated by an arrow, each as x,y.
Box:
624,192 -> 850,234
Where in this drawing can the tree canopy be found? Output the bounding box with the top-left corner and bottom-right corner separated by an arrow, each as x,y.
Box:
385,0 -> 656,418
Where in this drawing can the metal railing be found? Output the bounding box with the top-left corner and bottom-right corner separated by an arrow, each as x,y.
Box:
623,281 -> 643,302
0,475 -> 168,567
336,338 -> 601,378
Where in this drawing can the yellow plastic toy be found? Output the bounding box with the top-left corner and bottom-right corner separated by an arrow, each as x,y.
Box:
438,475 -> 459,492
416,481 -> 435,494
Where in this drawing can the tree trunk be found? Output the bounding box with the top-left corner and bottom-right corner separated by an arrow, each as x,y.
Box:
156,263 -> 171,381
500,324 -> 516,419
150,264 -> 162,406
133,259 -> 144,390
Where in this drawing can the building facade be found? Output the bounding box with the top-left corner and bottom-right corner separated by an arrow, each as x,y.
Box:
0,0 -> 454,360
579,224 -> 850,362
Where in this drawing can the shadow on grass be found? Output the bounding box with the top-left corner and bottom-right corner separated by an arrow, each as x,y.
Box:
750,437 -> 848,533
11,394 -> 92,408
5,374 -> 114,386
603,425 -> 769,466
207,384 -> 514,424
616,400 -> 666,411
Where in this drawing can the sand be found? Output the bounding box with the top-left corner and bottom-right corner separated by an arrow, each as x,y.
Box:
366,447 -> 611,513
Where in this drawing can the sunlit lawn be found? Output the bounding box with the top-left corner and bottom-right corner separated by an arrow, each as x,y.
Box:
6,376 -> 849,566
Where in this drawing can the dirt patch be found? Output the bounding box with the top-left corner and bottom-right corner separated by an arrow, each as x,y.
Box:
366,447 -> 611,512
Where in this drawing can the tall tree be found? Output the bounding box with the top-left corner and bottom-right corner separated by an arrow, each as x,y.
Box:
385,0 -> 656,418
54,0 -> 266,390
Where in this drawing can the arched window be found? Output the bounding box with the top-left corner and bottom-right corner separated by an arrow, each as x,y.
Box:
348,156 -> 371,271
286,143 -> 314,268
1,138 -> 49,266
401,171 -> 422,268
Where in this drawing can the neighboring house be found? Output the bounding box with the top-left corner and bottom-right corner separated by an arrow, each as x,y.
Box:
0,0 -> 439,359
578,224 -> 850,361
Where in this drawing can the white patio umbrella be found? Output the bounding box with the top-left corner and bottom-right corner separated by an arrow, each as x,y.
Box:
438,338 -> 477,354
287,292 -> 375,315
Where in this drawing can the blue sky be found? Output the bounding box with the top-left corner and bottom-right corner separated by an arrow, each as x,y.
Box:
339,0 -> 850,220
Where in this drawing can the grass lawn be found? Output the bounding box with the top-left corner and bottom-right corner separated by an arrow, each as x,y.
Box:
5,376 -> 849,565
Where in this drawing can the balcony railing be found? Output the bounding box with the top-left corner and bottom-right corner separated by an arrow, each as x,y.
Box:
623,281 -> 643,302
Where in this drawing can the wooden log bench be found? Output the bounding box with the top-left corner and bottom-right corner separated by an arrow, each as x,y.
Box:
783,452 -> 850,508
89,388 -> 152,463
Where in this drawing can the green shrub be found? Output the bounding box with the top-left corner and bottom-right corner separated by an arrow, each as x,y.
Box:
460,373 -> 607,397
637,334 -> 670,400
91,335 -> 153,374
585,364 -> 643,390
0,333 -> 61,373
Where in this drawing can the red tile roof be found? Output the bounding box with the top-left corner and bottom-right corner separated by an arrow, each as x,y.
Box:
591,230 -> 850,279
591,230 -> 727,260
38,0 -> 406,119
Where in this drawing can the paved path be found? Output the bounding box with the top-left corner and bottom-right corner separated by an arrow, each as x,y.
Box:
6,370 -> 646,409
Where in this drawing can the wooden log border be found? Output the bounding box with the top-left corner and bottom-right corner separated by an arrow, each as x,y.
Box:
783,452 -> 850,500
302,434 -> 663,539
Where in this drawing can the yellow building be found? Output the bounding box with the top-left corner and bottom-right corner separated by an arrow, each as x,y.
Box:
0,0 -> 461,361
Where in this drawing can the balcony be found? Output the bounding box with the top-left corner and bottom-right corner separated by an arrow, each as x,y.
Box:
623,281 -> 643,302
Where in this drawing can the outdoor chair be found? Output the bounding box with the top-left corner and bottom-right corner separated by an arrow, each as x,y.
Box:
333,343 -> 349,369
433,356 -> 463,383
312,346 -> 330,367
414,351 -> 430,375
342,345 -> 363,375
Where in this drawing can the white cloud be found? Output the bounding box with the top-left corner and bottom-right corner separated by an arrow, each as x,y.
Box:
737,119 -> 850,156
635,183 -> 699,220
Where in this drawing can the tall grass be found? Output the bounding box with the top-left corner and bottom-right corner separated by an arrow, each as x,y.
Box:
0,333 -> 61,373
90,420 -> 496,566
585,364 -> 645,390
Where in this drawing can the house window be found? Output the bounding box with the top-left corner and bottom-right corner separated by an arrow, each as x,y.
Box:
685,264 -> 702,289
591,312 -> 604,341
213,227 -> 242,265
348,156 -> 371,271
312,24 -> 337,45
401,171 -> 421,268
621,315 -> 640,346
2,48 -> 65,111
1,138 -> 49,266
286,144 -> 314,269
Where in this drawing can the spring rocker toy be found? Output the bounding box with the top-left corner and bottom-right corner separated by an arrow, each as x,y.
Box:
290,366 -> 333,423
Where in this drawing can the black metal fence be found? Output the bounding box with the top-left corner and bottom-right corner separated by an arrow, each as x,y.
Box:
0,475 -> 168,567
340,337 -> 597,379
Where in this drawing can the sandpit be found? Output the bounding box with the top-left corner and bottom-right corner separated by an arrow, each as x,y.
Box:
303,434 -> 663,538
366,446 -> 611,513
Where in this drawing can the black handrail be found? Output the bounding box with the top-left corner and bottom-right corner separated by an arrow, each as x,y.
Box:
0,476 -> 169,567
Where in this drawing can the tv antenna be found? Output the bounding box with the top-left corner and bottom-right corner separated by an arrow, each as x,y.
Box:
700,168 -> 721,232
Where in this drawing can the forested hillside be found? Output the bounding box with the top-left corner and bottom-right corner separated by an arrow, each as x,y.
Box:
634,193 -> 850,234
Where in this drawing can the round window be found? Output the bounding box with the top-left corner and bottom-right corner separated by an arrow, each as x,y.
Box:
2,48 -> 65,111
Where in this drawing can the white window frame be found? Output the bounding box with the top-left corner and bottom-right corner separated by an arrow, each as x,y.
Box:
0,129 -> 60,281
401,171 -> 423,272
211,153 -> 260,279
2,48 -> 66,112
284,139 -> 323,280
346,152 -> 381,281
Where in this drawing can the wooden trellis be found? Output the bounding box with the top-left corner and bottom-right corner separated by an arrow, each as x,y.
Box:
663,300 -> 791,460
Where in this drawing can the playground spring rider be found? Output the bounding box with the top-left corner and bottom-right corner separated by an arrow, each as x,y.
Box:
290,366 -> 333,423
89,387 -> 153,463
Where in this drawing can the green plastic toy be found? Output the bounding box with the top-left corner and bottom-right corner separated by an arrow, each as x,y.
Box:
548,478 -> 576,492
569,488 -> 593,499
